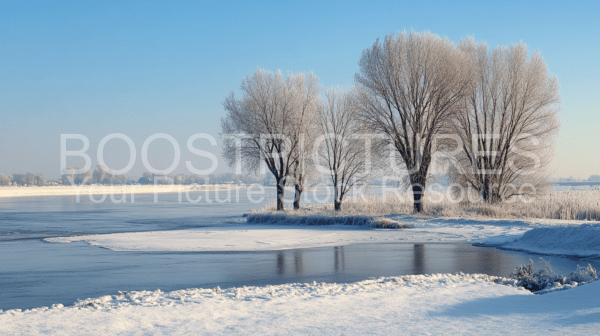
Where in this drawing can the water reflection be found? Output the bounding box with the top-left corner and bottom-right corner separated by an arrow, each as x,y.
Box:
277,252 -> 285,275
294,251 -> 304,274
334,246 -> 345,273
452,245 -> 511,275
413,244 -> 426,274
262,243 -> 598,284
276,251 -> 305,275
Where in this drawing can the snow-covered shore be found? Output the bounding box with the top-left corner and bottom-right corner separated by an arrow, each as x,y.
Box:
496,224 -> 600,257
0,184 -> 240,198
45,214 -> 533,252
46,214 -> 600,256
2,273 -> 599,335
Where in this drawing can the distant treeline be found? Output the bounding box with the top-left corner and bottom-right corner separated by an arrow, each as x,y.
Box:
137,172 -> 264,185
1,167 -> 285,187
0,172 -> 47,186
60,165 -> 268,186
556,175 -> 600,182
61,165 -> 128,185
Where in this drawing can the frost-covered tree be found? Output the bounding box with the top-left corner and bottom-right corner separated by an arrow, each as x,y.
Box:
93,165 -> 107,184
0,173 -> 10,186
34,173 -> 46,186
11,173 -> 26,186
207,173 -> 219,185
137,172 -> 153,185
92,164 -> 127,185
316,87 -> 371,211
61,168 -> 92,185
222,69 -> 320,210
12,172 -> 46,186
356,31 -> 471,212
174,174 -> 188,185
290,138 -> 319,209
287,74 -> 321,209
450,39 -> 561,202
74,169 -> 92,185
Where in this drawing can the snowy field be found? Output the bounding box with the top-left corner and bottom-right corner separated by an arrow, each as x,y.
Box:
2,273 -> 599,335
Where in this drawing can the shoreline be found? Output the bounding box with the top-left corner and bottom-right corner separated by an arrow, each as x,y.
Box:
0,184 -> 253,199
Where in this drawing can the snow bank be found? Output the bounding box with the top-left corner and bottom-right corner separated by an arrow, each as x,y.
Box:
500,224 -> 600,257
2,273 -> 600,335
0,185 -> 233,198
45,215 -> 532,252
4,273 -> 513,312
45,225 -> 411,252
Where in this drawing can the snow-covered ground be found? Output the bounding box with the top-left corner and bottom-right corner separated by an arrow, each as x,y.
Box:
2,273 -> 599,335
46,217 -> 531,252
496,224 -> 600,257
0,184 -> 238,198
46,214 -> 597,255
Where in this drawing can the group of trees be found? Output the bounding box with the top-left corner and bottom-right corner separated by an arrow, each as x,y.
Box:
60,167 -> 264,186
222,70 -> 323,210
222,31 -> 561,212
61,165 -> 128,185
0,172 -> 47,186
557,175 -> 600,182
137,172 -> 264,185
221,69 -> 376,211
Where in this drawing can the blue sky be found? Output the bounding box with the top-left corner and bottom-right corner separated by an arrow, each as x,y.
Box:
1,0 -> 598,179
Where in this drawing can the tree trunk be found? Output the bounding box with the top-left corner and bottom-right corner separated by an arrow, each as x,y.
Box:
334,199 -> 342,211
481,178 -> 500,204
334,181 -> 342,211
293,183 -> 302,210
481,180 -> 490,203
276,177 -> 286,211
410,173 -> 426,213
412,184 -> 423,212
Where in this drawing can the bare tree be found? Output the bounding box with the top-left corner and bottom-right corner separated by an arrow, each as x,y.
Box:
450,39 -> 560,202
0,173 -> 10,186
316,87 -> 370,211
289,136 -> 319,209
288,74 -> 321,209
356,31 -> 471,212
222,69 -> 320,210
93,164 -> 107,184
92,164 -> 127,185
61,168 -> 91,185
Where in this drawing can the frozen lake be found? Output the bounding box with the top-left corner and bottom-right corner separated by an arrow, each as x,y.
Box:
1,190 -> 598,310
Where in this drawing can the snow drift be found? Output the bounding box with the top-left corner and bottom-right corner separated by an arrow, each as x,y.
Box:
500,224 -> 600,257
3,273 -> 600,335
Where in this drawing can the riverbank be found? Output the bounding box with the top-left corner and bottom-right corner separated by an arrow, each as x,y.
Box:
250,189 -> 600,222
2,273 -> 599,335
0,184 -> 246,199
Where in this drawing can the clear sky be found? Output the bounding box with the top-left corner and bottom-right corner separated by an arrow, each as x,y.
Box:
1,0 -> 598,179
